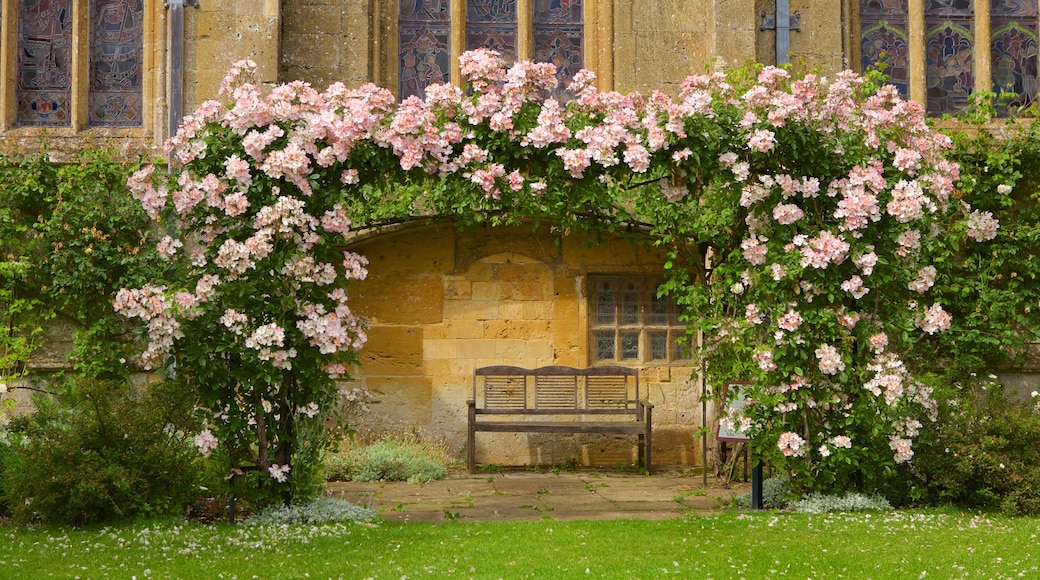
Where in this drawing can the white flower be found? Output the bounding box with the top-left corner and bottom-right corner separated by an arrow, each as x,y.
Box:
268,463 -> 291,483
1032,391 -> 1038,398
193,429 -> 219,457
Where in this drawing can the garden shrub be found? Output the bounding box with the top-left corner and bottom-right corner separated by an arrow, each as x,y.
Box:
243,497 -> 376,525
910,381 -> 1040,516
327,432 -> 450,484
787,492 -> 893,514
736,475 -> 792,510
3,378 -> 204,525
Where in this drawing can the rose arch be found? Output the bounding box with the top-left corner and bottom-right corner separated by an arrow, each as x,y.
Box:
116,50 -> 989,503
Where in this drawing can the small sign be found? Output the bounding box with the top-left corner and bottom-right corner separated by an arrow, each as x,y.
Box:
716,382 -> 751,443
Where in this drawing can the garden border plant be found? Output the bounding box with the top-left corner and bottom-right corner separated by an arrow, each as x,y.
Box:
117,50 -> 1024,506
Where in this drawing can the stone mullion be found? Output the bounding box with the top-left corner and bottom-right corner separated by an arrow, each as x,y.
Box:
0,0 -> 14,129
518,0 -> 533,60
974,0 -> 990,96
908,0 -> 926,107
451,0 -> 466,86
71,0 -> 88,130
596,0 -> 613,90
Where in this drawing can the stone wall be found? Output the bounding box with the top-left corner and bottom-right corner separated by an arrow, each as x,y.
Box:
345,224 -> 704,467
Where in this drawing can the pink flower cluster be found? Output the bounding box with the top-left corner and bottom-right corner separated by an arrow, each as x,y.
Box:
193,429 -> 219,457
778,432 -> 806,457
799,231 -> 850,269
113,285 -> 183,369
916,302 -> 952,334
966,209 -> 999,242
815,343 -> 845,375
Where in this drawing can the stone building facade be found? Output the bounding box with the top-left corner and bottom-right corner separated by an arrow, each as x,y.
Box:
3,0 -> 1037,466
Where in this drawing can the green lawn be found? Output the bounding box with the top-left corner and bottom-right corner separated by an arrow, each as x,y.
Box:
2,510 -> 1037,578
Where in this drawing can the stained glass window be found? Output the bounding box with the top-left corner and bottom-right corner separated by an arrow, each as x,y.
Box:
926,1 -> 974,115
465,0 -> 517,62
89,0 -> 144,127
991,0 -> 1039,110
860,0 -> 911,97
399,0 -> 452,100
588,276 -> 688,364
534,0 -> 583,96
17,0 -> 73,127
859,0 -> 1040,116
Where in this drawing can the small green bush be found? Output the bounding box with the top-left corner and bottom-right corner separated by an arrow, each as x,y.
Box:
3,379 -> 204,525
787,493 -> 893,514
244,497 -> 376,525
0,439 -> 12,517
326,432 -> 450,484
736,475 -> 791,510
911,383 -> 1040,516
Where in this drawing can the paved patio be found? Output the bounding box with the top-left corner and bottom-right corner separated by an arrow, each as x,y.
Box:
326,468 -> 750,523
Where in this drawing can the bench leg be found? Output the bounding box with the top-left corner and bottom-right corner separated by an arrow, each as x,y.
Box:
467,401 -> 476,474
644,406 -> 653,474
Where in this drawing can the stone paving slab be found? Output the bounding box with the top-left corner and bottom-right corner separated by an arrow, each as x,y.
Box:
326,468 -> 749,523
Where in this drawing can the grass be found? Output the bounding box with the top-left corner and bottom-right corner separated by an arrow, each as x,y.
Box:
2,510 -> 1038,578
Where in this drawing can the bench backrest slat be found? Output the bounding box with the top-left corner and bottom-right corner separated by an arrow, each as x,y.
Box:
586,375 -> 628,409
484,374 -> 527,409
534,375 -> 578,409
473,365 -> 640,414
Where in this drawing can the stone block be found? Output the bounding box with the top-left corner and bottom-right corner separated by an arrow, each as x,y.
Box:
482,319 -> 552,341
358,326 -> 424,375
358,376 -> 433,425
499,302 -> 524,321
282,4 -> 343,35
423,338 -> 457,360
471,280 -> 504,301
443,278 -> 472,300
424,319 -> 483,340
495,338 -> 553,362
282,34 -> 342,71
521,302 -> 552,320
351,274 -> 443,325
354,227 -> 455,275
455,338 -> 498,361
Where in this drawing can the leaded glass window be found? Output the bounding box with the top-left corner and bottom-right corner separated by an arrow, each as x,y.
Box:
17,0 -> 73,127
859,0 -> 1040,116
466,0 -> 517,62
15,0 -> 147,128
926,1 -> 975,115
398,0 -> 585,100
991,0 -> 1039,110
588,276 -> 689,365
534,0 -> 583,97
860,0 -> 910,97
399,0 -> 452,100
89,0 -> 144,127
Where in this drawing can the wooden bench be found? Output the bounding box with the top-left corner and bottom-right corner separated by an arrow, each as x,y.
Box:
466,365 -> 653,473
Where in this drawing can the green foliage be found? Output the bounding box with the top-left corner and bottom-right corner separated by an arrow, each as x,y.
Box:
910,380 -> 1040,516
326,433 -> 450,484
0,439 -> 12,517
2,378 -> 203,525
787,492 -> 893,514
0,148 -> 165,387
243,497 -> 376,525
925,112 -> 1040,376
736,475 -> 792,510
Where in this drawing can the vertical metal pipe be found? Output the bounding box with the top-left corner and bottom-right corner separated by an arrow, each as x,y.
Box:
169,0 -> 186,149
776,0 -> 790,65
